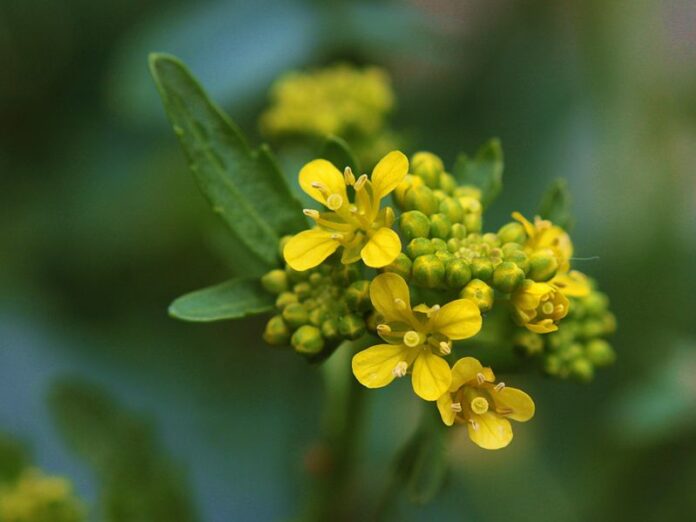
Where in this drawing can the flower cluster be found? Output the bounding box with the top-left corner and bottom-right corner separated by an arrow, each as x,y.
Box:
260,149 -> 615,450
0,469 -> 84,522
259,64 -> 399,165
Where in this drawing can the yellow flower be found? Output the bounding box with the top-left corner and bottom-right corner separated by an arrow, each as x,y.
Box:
436,357 -> 534,449
512,211 -> 573,272
551,269 -> 591,298
351,273 -> 482,401
284,151 -> 408,271
510,279 -> 569,333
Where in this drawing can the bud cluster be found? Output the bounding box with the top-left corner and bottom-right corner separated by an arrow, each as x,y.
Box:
261,243 -> 372,357
514,283 -> 616,381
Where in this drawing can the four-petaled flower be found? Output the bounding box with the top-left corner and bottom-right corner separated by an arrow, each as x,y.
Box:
437,357 -> 535,449
352,273 -> 482,401
283,151 -> 408,271
512,211 -> 573,272
510,280 -> 569,333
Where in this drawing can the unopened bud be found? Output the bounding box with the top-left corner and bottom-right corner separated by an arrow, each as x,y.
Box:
584,291 -> 609,316
445,259 -> 472,289
263,315 -> 291,345
338,314 -> 366,340
435,250 -> 455,265
293,282 -> 312,300
382,253 -> 412,279
492,261 -> 525,293
275,291 -> 298,309
527,249 -> 558,281
429,213 -> 452,239
404,185 -> 439,216
513,330 -> 544,356
439,197 -> 464,223
308,307 -> 326,326
399,210 -> 430,241
430,238 -> 448,252
570,357 -> 594,382
439,172 -> 457,194
345,280 -> 371,312
412,255 -> 446,288
394,175 -> 423,209
504,250 -> 529,274
454,186 -> 482,200
460,279 -> 494,312
585,339 -> 616,367
261,269 -> 288,295
450,223 -> 467,239
321,318 -> 340,340
282,303 -> 309,328
291,325 -> 325,355
411,151 -> 444,188
407,238 -> 435,259
498,222 -> 527,245
464,213 -> 482,234
470,258 -> 494,281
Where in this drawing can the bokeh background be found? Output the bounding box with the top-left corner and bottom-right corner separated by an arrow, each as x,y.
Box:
2,0 -> 695,520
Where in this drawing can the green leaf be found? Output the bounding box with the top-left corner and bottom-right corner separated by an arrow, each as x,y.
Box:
320,135 -> 361,174
169,278 -> 273,322
538,178 -> 573,229
452,138 -> 504,208
149,53 -> 306,268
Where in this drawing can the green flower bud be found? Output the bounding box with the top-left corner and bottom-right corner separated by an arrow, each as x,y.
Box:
497,222 -> 527,245
338,314 -> 366,340
432,189 -> 448,202
435,250 -> 455,265
404,185 -> 439,216
412,254 -> 446,288
492,261 -> 525,293
261,269 -> 288,295
451,223 -> 467,239
470,258 -> 494,281
430,238 -> 448,252
399,210 -> 430,241
366,312 -> 379,331
439,172 -> 457,194
544,354 -> 562,376
407,238 -> 435,259
321,318 -> 340,340
263,315 -> 291,345
585,339 -> 616,367
584,292 -> 609,316
570,357 -> 594,382
464,213 -> 482,234
308,272 -> 323,286
581,319 -> 606,340
601,312 -> 617,334
291,325 -> 324,355
460,279 -> 494,312
446,238 -> 459,253
439,197 -> 464,223
445,259 -> 472,288
527,248 -> 558,281
282,302 -> 309,329
293,282 -> 312,300
482,233 -> 500,247
501,242 -> 523,257
276,291 -> 298,309
411,151 -> 444,188
382,253 -> 412,279
308,307 -> 326,326
331,263 -> 361,286
345,280 -> 371,312
504,250 -> 530,275
429,213 -> 452,239
513,330 -> 544,356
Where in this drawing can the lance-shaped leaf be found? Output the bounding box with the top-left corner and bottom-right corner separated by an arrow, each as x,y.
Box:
538,178 -> 573,230
452,138 -> 504,208
169,278 -> 274,322
320,135 -> 361,174
149,53 -> 306,268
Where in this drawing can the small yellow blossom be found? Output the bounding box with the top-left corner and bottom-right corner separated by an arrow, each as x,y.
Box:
512,211 -> 573,272
284,151 -> 408,271
437,357 -> 534,449
510,279 -> 569,333
352,273 -> 482,401
551,269 -> 591,298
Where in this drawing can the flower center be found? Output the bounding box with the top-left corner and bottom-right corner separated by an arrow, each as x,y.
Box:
326,193 -> 344,210
541,301 -> 554,315
470,396 -> 489,415
403,330 -> 421,347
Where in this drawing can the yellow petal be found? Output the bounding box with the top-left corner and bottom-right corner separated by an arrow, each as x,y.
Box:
371,150 -> 409,200
526,320 -> 558,334
369,272 -> 414,324
361,227 -> 401,268
411,350 -> 452,401
437,394 -> 456,426
340,232 -> 365,264
428,299 -> 482,340
492,387 -> 535,422
511,211 -> 535,238
552,270 -> 591,298
283,228 -> 340,271
351,343 -> 416,389
450,357 -> 494,391
299,159 -> 347,206
467,412 -> 513,450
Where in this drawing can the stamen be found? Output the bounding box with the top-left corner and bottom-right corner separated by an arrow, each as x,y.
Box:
394,298 -> 407,310
392,361 -> 408,378
468,419 -> 479,431
439,341 -> 451,355
349,205 -> 358,214
476,372 -> 486,385
326,193 -> 344,211
555,304 -> 565,314
376,324 -> 392,335
450,402 -> 462,413
429,304 -> 440,315
330,233 -> 343,240
494,382 -> 506,392
343,166 -> 355,185
353,174 -> 368,191
403,331 -> 421,348
496,407 -> 513,415
470,397 -> 489,415
310,181 -> 330,197
303,209 -> 320,220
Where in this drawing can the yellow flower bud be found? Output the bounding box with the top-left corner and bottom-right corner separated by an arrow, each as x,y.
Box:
260,269 -> 289,295
429,213 -> 452,239
411,151 -> 444,188
439,172 -> 457,194
291,325 -> 325,355
470,258 -> 494,281
263,315 -> 291,345
464,213 -> 482,234
394,174 -> 423,209
382,253 -> 412,279
492,261 -> 525,293
527,248 -> 559,281
585,339 -> 615,367
407,238 -> 435,259
399,210 -> 430,241
460,279 -> 494,312
275,291 -> 298,309
412,254 -> 446,288
293,282 -> 312,300
321,318 -> 340,340
570,357 -> 594,382
282,302 -> 309,328
439,197 -> 464,223
338,314 -> 366,340
504,250 -> 530,275
404,185 -> 440,215
497,222 -> 527,245
445,259 -> 472,289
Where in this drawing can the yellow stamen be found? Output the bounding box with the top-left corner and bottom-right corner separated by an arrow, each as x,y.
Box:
470,396 -> 489,415
439,341 -> 451,355
376,323 -> 391,335
303,209 -> 320,220
494,382 -> 505,392
392,361 -> 408,378
451,402 -> 462,413
311,181 -> 330,197
344,166 -> 355,185
476,372 -> 486,385
353,174 -> 368,191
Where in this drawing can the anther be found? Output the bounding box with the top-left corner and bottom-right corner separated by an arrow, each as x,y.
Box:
394,298 -> 407,310
439,341 -> 451,355
326,193 -> 344,210
330,233 -> 344,240
403,331 -> 421,348
353,174 -> 368,191
344,166 -> 355,185
476,372 -> 486,385
392,361 -> 408,378
451,402 -> 462,413
303,209 -> 320,220
311,181 -> 330,196
376,324 -> 392,335
494,382 -> 506,392
469,419 -> 480,431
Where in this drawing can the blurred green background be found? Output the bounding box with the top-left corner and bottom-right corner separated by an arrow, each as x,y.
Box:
2,0 -> 695,520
